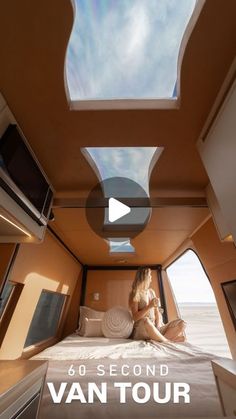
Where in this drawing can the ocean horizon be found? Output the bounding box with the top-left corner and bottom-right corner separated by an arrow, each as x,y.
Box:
178,302 -> 216,306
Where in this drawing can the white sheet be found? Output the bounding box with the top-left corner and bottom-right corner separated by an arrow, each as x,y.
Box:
35,334 -> 224,418
32,334 -> 219,361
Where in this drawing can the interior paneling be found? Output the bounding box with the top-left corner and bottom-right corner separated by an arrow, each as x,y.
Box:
0,0 -> 235,194
62,269 -> 83,337
85,269 -> 160,312
50,207 -> 210,265
0,232 -> 82,359
162,270 -> 179,321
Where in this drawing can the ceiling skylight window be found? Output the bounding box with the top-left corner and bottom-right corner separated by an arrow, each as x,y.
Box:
66,0 -> 201,109
82,147 -> 163,196
108,238 -> 135,254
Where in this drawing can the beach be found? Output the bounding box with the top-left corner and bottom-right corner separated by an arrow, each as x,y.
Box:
178,303 -> 231,358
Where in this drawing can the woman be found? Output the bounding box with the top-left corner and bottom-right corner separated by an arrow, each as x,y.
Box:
129,267 -> 186,343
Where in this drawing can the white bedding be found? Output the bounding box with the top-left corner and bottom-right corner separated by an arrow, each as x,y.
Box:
34,334 -> 223,418
32,333 -> 221,360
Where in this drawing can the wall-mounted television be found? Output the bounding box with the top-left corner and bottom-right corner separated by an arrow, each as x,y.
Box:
221,279 -> 236,330
0,124 -> 53,225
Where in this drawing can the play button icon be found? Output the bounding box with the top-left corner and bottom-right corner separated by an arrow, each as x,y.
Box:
108,198 -> 131,222
86,177 -> 151,239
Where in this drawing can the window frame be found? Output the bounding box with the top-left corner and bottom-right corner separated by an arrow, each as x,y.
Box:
165,248 -> 231,357
221,279 -> 236,331
0,281 -> 16,320
22,289 -> 69,357
165,247 -> 211,284
164,247 -> 213,320
0,281 -> 24,346
65,0 -> 205,110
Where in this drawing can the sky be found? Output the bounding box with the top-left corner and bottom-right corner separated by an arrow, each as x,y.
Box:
82,147 -> 162,194
167,250 -> 216,304
108,238 -> 135,253
66,0 -> 196,100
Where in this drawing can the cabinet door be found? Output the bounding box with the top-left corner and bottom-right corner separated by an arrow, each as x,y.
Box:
198,80 -> 236,244
14,393 -> 40,419
217,379 -> 236,416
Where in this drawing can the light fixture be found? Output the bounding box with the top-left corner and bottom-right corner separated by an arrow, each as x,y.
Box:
116,259 -> 128,264
92,292 -> 100,301
224,234 -> 233,242
0,214 -> 31,237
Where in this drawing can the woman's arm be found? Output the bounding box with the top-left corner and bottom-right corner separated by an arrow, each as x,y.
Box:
149,289 -> 164,328
154,307 -> 164,328
130,298 -> 157,322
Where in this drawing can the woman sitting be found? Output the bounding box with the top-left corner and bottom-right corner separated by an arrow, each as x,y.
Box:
129,267 -> 186,343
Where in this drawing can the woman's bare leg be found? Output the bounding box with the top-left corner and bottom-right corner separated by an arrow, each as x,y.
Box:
173,335 -> 186,342
164,320 -> 186,342
143,318 -> 168,343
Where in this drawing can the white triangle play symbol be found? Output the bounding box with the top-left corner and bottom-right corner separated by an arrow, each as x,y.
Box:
108,198 -> 131,223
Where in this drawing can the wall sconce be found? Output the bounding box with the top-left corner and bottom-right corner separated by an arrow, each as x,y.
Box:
92,292 -> 100,301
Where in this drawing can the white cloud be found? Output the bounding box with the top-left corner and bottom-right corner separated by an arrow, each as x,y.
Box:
66,0 -> 196,100
82,147 -> 162,194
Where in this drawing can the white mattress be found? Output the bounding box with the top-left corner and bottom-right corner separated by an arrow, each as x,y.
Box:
34,334 -> 224,418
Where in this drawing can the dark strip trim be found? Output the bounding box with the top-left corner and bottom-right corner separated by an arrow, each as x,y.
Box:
80,265 -> 88,307
53,197 -> 208,208
0,244 -> 20,296
87,265 -> 161,271
47,226 -> 84,267
221,279 -> 236,331
157,266 -> 168,323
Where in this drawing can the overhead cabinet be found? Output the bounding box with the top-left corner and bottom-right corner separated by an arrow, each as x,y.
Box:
198,78 -> 236,244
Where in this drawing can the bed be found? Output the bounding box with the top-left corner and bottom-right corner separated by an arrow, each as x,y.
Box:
32,334 -> 224,418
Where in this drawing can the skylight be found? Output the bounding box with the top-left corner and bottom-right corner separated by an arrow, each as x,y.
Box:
108,238 -> 135,254
66,0 -> 197,107
82,147 -> 163,195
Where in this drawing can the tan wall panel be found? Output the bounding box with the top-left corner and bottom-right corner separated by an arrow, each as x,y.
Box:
192,218 -> 236,359
0,232 -> 81,359
0,244 -> 16,291
162,270 -> 179,321
62,269 -> 83,337
85,269 -> 160,312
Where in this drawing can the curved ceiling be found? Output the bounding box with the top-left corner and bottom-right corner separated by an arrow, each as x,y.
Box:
0,0 -> 235,196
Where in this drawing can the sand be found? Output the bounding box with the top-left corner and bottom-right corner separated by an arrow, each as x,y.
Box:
178,303 -> 232,358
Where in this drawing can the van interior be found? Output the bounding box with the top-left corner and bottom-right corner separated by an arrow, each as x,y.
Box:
0,0 -> 236,418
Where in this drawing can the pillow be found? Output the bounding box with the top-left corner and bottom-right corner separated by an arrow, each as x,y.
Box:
77,306 -> 104,336
102,306 -> 134,339
83,318 -> 103,337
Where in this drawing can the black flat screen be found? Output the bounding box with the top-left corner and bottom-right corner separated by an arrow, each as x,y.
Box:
0,125 -> 48,213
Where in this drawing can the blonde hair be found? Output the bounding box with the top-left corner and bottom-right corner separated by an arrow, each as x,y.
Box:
129,267 -> 151,303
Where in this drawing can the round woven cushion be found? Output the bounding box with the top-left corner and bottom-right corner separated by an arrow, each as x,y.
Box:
102,306 -> 134,338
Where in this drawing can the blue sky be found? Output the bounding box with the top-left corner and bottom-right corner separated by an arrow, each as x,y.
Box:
66,0 -> 196,100
167,250 -> 216,303
108,238 -> 135,253
82,147 -> 163,194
